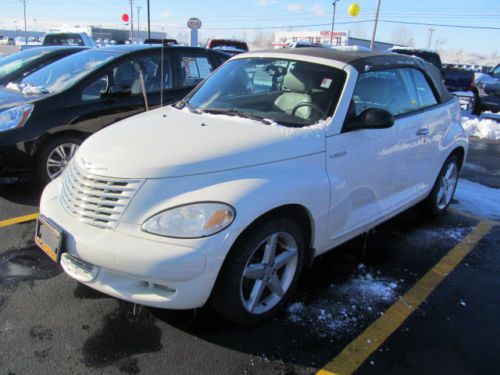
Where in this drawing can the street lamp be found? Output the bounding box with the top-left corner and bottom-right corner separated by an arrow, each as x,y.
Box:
330,0 -> 340,46
428,28 -> 435,49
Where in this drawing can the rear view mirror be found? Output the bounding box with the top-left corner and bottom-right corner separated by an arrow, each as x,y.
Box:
347,108 -> 395,131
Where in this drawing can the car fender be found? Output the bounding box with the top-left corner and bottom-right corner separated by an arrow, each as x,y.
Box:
121,153 -> 331,252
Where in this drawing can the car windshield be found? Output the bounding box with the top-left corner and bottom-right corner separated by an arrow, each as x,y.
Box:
0,49 -> 50,80
16,50 -> 119,94
185,57 -> 346,127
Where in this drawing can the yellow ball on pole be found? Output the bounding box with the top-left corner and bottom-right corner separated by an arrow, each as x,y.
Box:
348,3 -> 360,17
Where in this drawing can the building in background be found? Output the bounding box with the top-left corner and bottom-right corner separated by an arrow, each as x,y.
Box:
272,30 -> 399,51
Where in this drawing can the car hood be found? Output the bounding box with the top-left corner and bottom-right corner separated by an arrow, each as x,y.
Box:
0,86 -> 44,110
76,106 -> 326,179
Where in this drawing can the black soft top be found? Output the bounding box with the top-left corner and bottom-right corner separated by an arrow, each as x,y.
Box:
246,48 -> 453,103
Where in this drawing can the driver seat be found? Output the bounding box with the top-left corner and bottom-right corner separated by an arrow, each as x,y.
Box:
274,67 -> 312,120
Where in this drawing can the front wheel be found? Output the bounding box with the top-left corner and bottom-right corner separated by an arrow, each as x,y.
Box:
211,218 -> 305,324
423,155 -> 460,216
36,135 -> 82,185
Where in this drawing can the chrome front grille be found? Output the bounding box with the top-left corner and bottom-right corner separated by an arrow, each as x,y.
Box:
59,160 -> 143,229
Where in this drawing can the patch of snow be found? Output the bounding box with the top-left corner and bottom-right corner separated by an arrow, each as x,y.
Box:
459,299 -> 466,307
452,179 -> 500,220
286,268 -> 399,337
461,113 -> 500,140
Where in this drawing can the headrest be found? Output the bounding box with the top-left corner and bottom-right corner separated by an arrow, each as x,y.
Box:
283,66 -> 312,93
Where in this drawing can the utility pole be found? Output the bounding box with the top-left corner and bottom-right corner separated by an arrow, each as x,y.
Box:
137,6 -> 141,41
21,0 -> 28,45
147,0 -> 151,39
330,0 -> 340,46
370,0 -> 382,50
129,0 -> 134,42
427,28 -> 435,49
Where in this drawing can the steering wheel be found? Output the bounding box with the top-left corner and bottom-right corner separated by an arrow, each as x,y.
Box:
291,102 -> 324,117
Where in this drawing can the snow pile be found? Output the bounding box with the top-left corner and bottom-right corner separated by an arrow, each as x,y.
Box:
452,179 -> 500,220
286,267 -> 399,337
461,114 -> 500,140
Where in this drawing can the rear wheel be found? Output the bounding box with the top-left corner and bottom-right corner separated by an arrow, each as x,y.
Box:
36,135 -> 82,185
424,155 -> 460,216
211,218 -> 305,324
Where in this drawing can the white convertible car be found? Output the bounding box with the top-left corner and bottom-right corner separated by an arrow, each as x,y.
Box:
37,49 -> 468,324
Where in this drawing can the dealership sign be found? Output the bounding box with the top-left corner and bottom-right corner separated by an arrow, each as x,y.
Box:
187,18 -> 202,29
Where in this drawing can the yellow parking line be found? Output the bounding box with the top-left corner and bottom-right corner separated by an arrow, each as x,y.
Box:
317,221 -> 493,375
0,213 -> 39,228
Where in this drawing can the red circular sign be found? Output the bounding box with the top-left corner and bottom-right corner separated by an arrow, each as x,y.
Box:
121,13 -> 129,23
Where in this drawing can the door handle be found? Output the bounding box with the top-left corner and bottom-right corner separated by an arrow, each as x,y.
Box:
416,128 -> 429,136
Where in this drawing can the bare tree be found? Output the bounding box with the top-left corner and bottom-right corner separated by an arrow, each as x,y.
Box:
434,37 -> 448,51
390,26 -> 415,47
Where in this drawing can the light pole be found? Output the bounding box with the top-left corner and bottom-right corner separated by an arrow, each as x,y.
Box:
21,0 -> 28,45
137,6 -> 142,42
370,0 -> 382,50
427,28 -> 435,49
147,0 -> 150,39
129,0 -> 134,42
330,0 -> 340,46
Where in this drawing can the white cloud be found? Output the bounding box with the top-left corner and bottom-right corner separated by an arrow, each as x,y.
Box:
255,0 -> 278,6
286,3 -> 303,12
310,4 -> 326,17
160,11 -> 173,18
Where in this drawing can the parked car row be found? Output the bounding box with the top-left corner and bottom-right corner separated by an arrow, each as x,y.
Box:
0,44 -> 230,184
32,48 -> 467,324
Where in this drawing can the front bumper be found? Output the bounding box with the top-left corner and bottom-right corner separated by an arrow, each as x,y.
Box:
40,179 -> 240,309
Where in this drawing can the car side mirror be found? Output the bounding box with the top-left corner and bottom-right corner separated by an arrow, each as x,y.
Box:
346,108 -> 395,131
102,84 -> 131,98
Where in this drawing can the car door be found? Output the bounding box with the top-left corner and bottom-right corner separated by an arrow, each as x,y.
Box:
325,68 -> 433,243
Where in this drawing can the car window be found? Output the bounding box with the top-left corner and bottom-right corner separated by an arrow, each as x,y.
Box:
353,68 -> 420,117
185,57 -> 346,127
411,69 -> 438,109
81,75 -> 109,101
44,34 -> 84,46
492,65 -> 500,78
111,53 -> 172,95
178,53 -> 215,88
0,48 -> 49,80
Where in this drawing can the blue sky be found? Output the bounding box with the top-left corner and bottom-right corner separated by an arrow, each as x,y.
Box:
1,0 -> 499,54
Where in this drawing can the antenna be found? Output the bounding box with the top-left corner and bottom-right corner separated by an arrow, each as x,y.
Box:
160,29 -> 165,107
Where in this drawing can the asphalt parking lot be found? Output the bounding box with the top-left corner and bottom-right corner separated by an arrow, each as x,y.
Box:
1,138 -> 499,375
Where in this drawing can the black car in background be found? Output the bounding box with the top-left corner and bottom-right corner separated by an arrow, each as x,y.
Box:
471,64 -> 500,114
0,45 -> 230,184
390,48 -> 475,93
0,46 -> 88,86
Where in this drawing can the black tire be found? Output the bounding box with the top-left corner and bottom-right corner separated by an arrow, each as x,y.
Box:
468,91 -> 482,116
210,218 -> 305,325
36,135 -> 83,186
423,155 -> 460,216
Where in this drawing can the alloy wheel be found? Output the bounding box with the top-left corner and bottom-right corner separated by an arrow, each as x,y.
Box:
46,143 -> 79,180
437,162 -> 458,210
240,231 -> 298,315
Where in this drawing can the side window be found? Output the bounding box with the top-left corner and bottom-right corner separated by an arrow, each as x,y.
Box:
81,75 -> 109,102
178,54 -> 215,88
411,69 -> 438,109
111,54 -> 172,95
352,68 -> 419,117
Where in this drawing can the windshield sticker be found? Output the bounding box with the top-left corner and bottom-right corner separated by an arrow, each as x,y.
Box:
321,78 -> 333,89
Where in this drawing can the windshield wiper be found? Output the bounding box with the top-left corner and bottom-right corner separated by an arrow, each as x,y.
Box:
175,99 -> 201,114
201,108 -> 271,125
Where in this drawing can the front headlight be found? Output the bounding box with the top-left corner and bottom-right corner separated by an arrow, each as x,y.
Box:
142,202 -> 236,238
0,104 -> 33,132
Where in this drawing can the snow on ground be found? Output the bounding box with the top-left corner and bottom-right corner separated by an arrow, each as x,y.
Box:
452,179 -> 500,221
461,113 -> 500,140
286,266 -> 399,337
